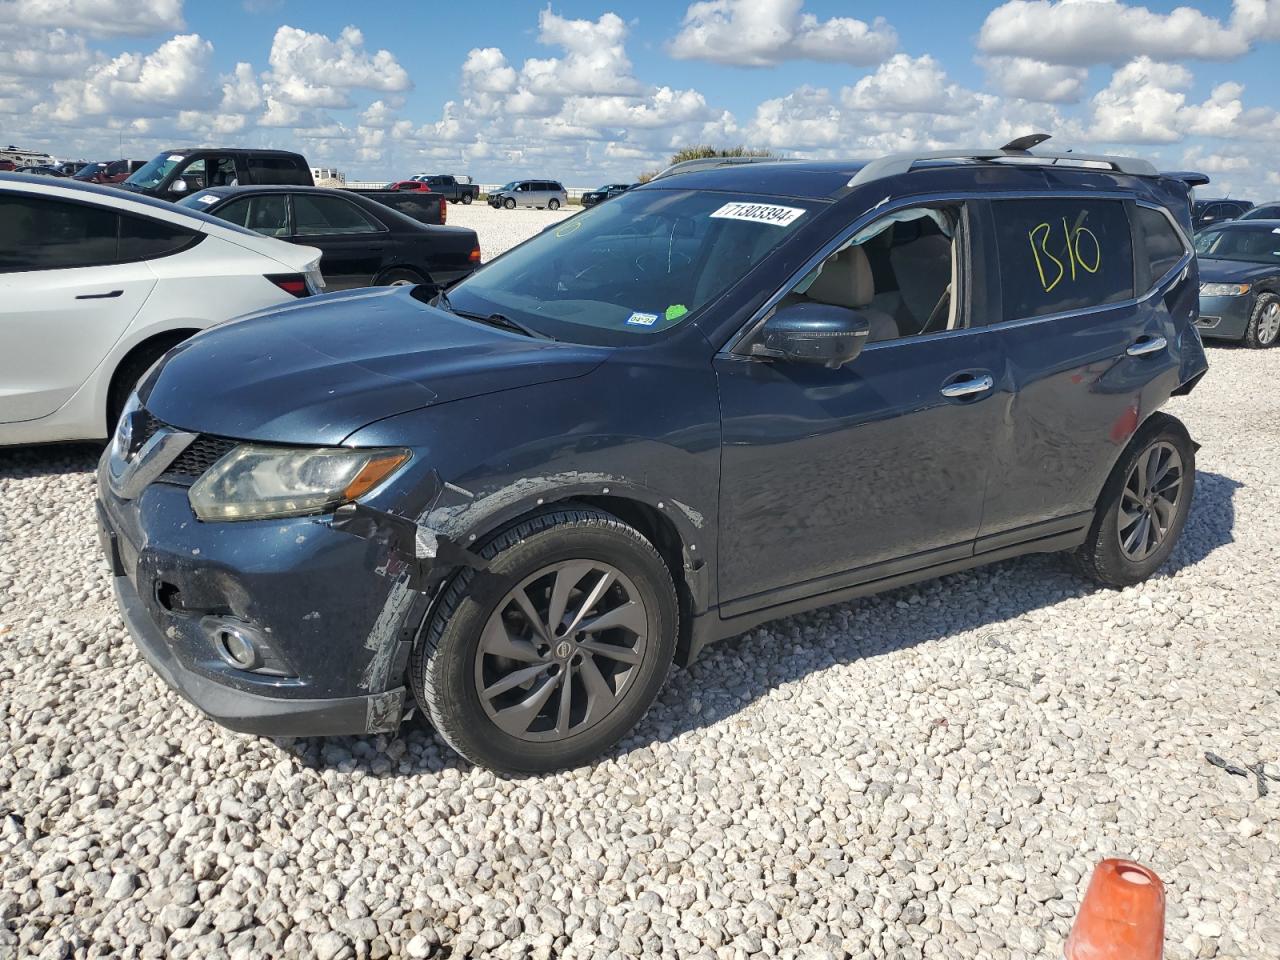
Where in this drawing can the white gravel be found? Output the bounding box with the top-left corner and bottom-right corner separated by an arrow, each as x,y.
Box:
2,309 -> 1279,956
446,202 -> 574,261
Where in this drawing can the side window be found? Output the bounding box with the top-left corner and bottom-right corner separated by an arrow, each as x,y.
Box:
0,195 -> 118,272
248,157 -> 307,185
1134,206 -> 1187,286
214,195 -> 289,237
177,157 -> 207,190
118,213 -> 201,261
992,199 -> 1134,321
775,204 -> 963,344
293,195 -> 381,235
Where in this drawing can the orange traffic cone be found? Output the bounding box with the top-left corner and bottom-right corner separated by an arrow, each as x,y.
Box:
1065,859 -> 1165,960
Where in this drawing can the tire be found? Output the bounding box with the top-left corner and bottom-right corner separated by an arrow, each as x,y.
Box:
107,337 -> 186,432
503,197 -> 516,210
1073,413 -> 1196,587
378,268 -> 427,287
461,193 -> 473,205
411,506 -> 678,773
548,198 -> 561,211
1243,292 -> 1280,348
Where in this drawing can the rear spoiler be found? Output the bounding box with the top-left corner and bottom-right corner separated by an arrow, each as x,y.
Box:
1160,170 -> 1211,188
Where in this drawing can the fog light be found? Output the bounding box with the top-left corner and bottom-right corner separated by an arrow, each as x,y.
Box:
215,626 -> 260,670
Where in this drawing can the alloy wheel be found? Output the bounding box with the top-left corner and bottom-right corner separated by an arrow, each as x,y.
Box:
1260,301 -> 1280,345
473,560 -> 648,742
1118,441 -> 1184,561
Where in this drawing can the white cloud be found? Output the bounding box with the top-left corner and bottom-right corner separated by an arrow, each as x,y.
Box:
0,26 -> 91,78
265,25 -> 411,109
0,0 -> 184,37
670,0 -> 897,67
981,56 -> 1088,103
48,32 -> 213,122
518,9 -> 641,97
978,0 -> 1248,65
460,48 -> 516,95
842,54 -> 983,115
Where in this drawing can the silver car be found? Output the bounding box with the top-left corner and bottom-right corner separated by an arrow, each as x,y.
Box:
488,179 -> 567,210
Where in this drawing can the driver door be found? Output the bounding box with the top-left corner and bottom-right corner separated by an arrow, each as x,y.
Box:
714,201 -> 1005,612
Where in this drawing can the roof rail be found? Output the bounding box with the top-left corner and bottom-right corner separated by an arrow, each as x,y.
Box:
847,148 -> 1158,187
650,155 -> 793,182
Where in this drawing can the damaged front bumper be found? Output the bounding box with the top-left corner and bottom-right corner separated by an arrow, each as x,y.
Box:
110,568 -> 404,737
95,457 -> 438,737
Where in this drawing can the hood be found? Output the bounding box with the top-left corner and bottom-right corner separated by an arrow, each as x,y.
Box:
1197,258 -> 1280,285
139,286 -> 609,445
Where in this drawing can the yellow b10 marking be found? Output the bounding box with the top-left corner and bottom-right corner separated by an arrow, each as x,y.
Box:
1028,217 -> 1102,293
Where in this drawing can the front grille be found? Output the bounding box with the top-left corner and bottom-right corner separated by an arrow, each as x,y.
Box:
136,407 -> 237,485
163,436 -> 237,482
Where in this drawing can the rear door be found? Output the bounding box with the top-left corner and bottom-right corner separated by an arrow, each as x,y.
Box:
0,193 -> 156,423
976,195 -> 1182,545
289,193 -> 387,289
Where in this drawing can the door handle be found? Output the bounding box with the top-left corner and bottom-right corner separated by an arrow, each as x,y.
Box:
76,290 -> 123,300
1126,335 -> 1167,357
940,374 -> 994,399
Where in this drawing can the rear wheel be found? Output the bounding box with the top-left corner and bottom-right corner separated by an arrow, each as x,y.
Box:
1073,413 -> 1195,587
378,268 -> 426,287
461,193 -> 473,205
107,336 -> 187,432
411,506 -> 678,773
1244,293 -> 1280,348
503,197 -> 516,210
548,198 -> 561,211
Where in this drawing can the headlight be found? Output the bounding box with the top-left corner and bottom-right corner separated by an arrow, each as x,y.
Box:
189,445 -> 410,521
1199,282 -> 1251,297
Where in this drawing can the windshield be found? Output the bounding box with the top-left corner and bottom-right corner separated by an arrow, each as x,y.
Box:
124,152 -> 183,189
445,188 -> 819,345
1195,227 -> 1280,263
76,163 -> 105,177
498,182 -> 516,191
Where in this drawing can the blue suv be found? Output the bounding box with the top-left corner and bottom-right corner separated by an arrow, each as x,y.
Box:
98,139 -> 1208,772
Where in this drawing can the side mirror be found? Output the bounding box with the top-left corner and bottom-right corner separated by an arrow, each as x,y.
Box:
169,179 -> 188,194
752,302 -> 870,369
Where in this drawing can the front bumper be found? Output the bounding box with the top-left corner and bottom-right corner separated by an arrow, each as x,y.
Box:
96,451 -> 422,737
111,569 -> 404,737
1197,294 -> 1253,340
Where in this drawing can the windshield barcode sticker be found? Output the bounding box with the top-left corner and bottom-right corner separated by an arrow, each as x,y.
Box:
710,202 -> 805,227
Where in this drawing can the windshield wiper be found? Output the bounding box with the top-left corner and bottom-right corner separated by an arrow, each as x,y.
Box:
432,291 -> 553,340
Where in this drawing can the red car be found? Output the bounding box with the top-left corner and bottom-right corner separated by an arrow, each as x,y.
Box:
74,159 -> 145,185
386,180 -> 432,192
0,160 -> 15,172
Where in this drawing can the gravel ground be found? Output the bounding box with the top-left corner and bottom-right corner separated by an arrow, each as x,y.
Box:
2,257 -> 1278,960
447,203 -> 574,260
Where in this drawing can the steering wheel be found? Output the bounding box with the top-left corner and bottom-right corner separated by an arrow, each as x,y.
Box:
635,251 -> 693,275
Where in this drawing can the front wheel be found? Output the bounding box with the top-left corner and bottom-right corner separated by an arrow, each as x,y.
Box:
1073,413 -> 1195,587
503,197 -> 516,210
411,506 -> 678,773
1244,292 -> 1280,348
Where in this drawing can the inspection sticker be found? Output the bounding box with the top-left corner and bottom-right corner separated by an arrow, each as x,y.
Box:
167,154 -> 184,161
710,201 -> 805,227
626,312 -> 659,327
196,194 -> 219,204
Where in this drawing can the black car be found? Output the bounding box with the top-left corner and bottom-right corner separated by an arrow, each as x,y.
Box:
120,148 -> 313,200
99,140 -> 1207,773
16,164 -> 66,177
178,186 -> 480,290
1191,197 -> 1252,232
581,183 -> 633,207
1239,201 -> 1280,221
1194,220 -> 1280,347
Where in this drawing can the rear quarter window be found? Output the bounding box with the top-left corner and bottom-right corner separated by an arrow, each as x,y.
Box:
1133,206 -> 1188,285
118,213 -> 202,261
993,198 -> 1135,321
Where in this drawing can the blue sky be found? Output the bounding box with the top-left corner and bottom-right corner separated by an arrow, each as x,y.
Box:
2,1 -> 1279,194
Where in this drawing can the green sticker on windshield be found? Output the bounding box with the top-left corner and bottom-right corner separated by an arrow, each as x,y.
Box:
665,304 -> 688,321
554,219 -> 583,238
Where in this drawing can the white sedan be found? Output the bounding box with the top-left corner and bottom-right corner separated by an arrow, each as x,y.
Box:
0,173 -> 324,445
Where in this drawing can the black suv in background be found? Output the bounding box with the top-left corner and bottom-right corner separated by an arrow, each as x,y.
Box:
119,149 -> 313,201
1191,198 -> 1252,232
100,138 -> 1207,773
